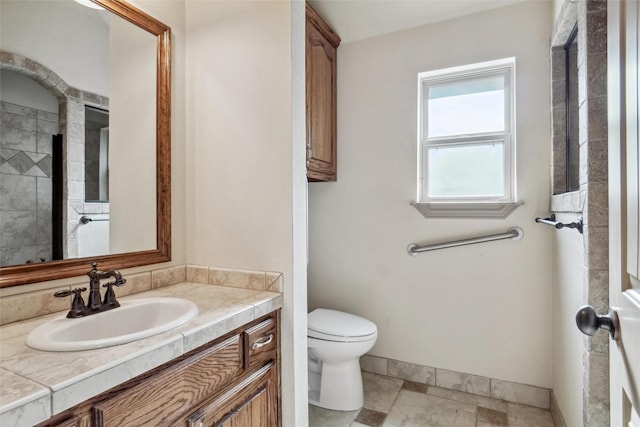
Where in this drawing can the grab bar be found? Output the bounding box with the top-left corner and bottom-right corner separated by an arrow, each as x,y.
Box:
407,227 -> 524,256
80,215 -> 109,224
535,214 -> 583,234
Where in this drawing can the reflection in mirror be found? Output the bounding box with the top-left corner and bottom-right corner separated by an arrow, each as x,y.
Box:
0,0 -> 171,286
85,106 -> 109,202
0,69 -> 58,266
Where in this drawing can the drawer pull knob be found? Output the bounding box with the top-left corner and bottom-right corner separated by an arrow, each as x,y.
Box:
252,334 -> 274,350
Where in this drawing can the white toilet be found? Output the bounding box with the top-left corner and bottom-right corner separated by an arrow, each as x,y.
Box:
307,308 -> 378,411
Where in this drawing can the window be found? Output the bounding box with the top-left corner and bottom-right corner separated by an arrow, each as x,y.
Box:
563,25 -> 579,193
414,58 -> 519,218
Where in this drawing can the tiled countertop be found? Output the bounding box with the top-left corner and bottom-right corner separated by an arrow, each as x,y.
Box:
0,282 -> 283,427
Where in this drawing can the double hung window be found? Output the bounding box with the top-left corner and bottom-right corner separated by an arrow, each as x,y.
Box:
415,58 -> 518,218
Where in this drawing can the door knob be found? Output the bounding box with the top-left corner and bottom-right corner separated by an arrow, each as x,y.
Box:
575,305 -> 620,340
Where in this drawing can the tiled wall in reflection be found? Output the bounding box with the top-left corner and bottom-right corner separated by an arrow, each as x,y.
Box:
0,101 -> 57,267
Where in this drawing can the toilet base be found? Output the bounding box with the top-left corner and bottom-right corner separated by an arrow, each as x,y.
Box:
308,359 -> 364,411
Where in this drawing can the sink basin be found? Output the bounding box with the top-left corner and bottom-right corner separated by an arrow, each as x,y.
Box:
26,297 -> 198,352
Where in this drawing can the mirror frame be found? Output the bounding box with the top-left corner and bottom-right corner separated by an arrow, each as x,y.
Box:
0,0 -> 171,287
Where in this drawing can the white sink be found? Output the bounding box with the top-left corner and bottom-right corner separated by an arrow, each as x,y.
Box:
26,297 -> 198,352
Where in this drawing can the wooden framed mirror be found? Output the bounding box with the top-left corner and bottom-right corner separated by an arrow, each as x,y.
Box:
0,0 -> 171,287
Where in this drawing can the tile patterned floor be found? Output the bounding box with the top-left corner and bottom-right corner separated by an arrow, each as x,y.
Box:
309,372 -> 556,427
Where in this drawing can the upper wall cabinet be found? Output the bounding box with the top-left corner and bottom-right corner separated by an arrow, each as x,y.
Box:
306,3 -> 340,182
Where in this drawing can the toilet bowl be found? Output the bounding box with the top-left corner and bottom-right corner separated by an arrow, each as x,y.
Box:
307,308 -> 378,411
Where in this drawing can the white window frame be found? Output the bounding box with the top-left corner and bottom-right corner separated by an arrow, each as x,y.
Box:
413,57 -> 521,218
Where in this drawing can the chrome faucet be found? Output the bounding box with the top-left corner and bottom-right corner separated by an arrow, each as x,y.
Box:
54,262 -> 126,318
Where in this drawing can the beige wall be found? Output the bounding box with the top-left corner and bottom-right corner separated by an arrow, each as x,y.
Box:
308,1 -> 554,388
184,0 -> 293,273
184,1 -> 305,425
131,0 -> 187,270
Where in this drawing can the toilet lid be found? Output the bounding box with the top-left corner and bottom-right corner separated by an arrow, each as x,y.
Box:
308,308 -> 377,339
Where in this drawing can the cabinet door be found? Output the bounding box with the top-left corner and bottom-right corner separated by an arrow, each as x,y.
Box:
93,335 -> 243,426
185,363 -> 279,427
306,4 -> 340,182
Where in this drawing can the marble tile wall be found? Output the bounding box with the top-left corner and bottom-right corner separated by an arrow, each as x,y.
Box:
0,264 -> 283,326
551,1 -> 610,425
360,354 -> 550,409
0,101 -> 57,267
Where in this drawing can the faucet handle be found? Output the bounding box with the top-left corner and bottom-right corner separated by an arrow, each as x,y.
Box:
70,288 -> 87,312
54,289 -> 73,298
102,280 -> 124,307
55,288 -> 87,318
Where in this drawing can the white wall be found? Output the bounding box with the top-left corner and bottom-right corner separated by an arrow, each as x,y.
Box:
549,2 -> 587,425
0,70 -> 59,113
553,0 -> 565,29
0,0 -> 110,96
308,1 -> 554,388
552,212 -> 584,427
184,2 -> 306,425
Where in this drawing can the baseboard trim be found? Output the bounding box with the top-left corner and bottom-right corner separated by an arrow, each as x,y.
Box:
550,390 -> 568,427
360,354 -> 551,409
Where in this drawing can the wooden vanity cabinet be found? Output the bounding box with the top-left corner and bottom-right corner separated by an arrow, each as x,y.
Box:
182,362 -> 278,427
306,2 -> 340,182
36,312 -> 280,427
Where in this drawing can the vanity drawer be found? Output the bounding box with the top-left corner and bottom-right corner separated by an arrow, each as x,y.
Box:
244,316 -> 277,370
93,334 -> 243,426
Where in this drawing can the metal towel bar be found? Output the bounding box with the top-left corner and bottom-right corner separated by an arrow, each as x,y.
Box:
80,215 -> 109,224
407,227 -> 524,256
534,214 -> 583,234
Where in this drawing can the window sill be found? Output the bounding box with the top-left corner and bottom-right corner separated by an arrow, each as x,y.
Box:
411,201 -> 523,219
550,191 -> 583,213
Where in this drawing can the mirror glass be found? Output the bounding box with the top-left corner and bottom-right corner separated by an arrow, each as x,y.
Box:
84,106 -> 110,203
0,0 -> 171,286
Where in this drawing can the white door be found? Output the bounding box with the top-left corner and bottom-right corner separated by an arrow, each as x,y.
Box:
608,0 -> 640,425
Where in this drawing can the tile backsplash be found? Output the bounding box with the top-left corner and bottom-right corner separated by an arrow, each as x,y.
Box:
0,264 -> 283,326
186,265 -> 283,293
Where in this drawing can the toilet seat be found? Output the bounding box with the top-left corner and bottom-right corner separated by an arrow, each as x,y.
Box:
308,308 -> 377,342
